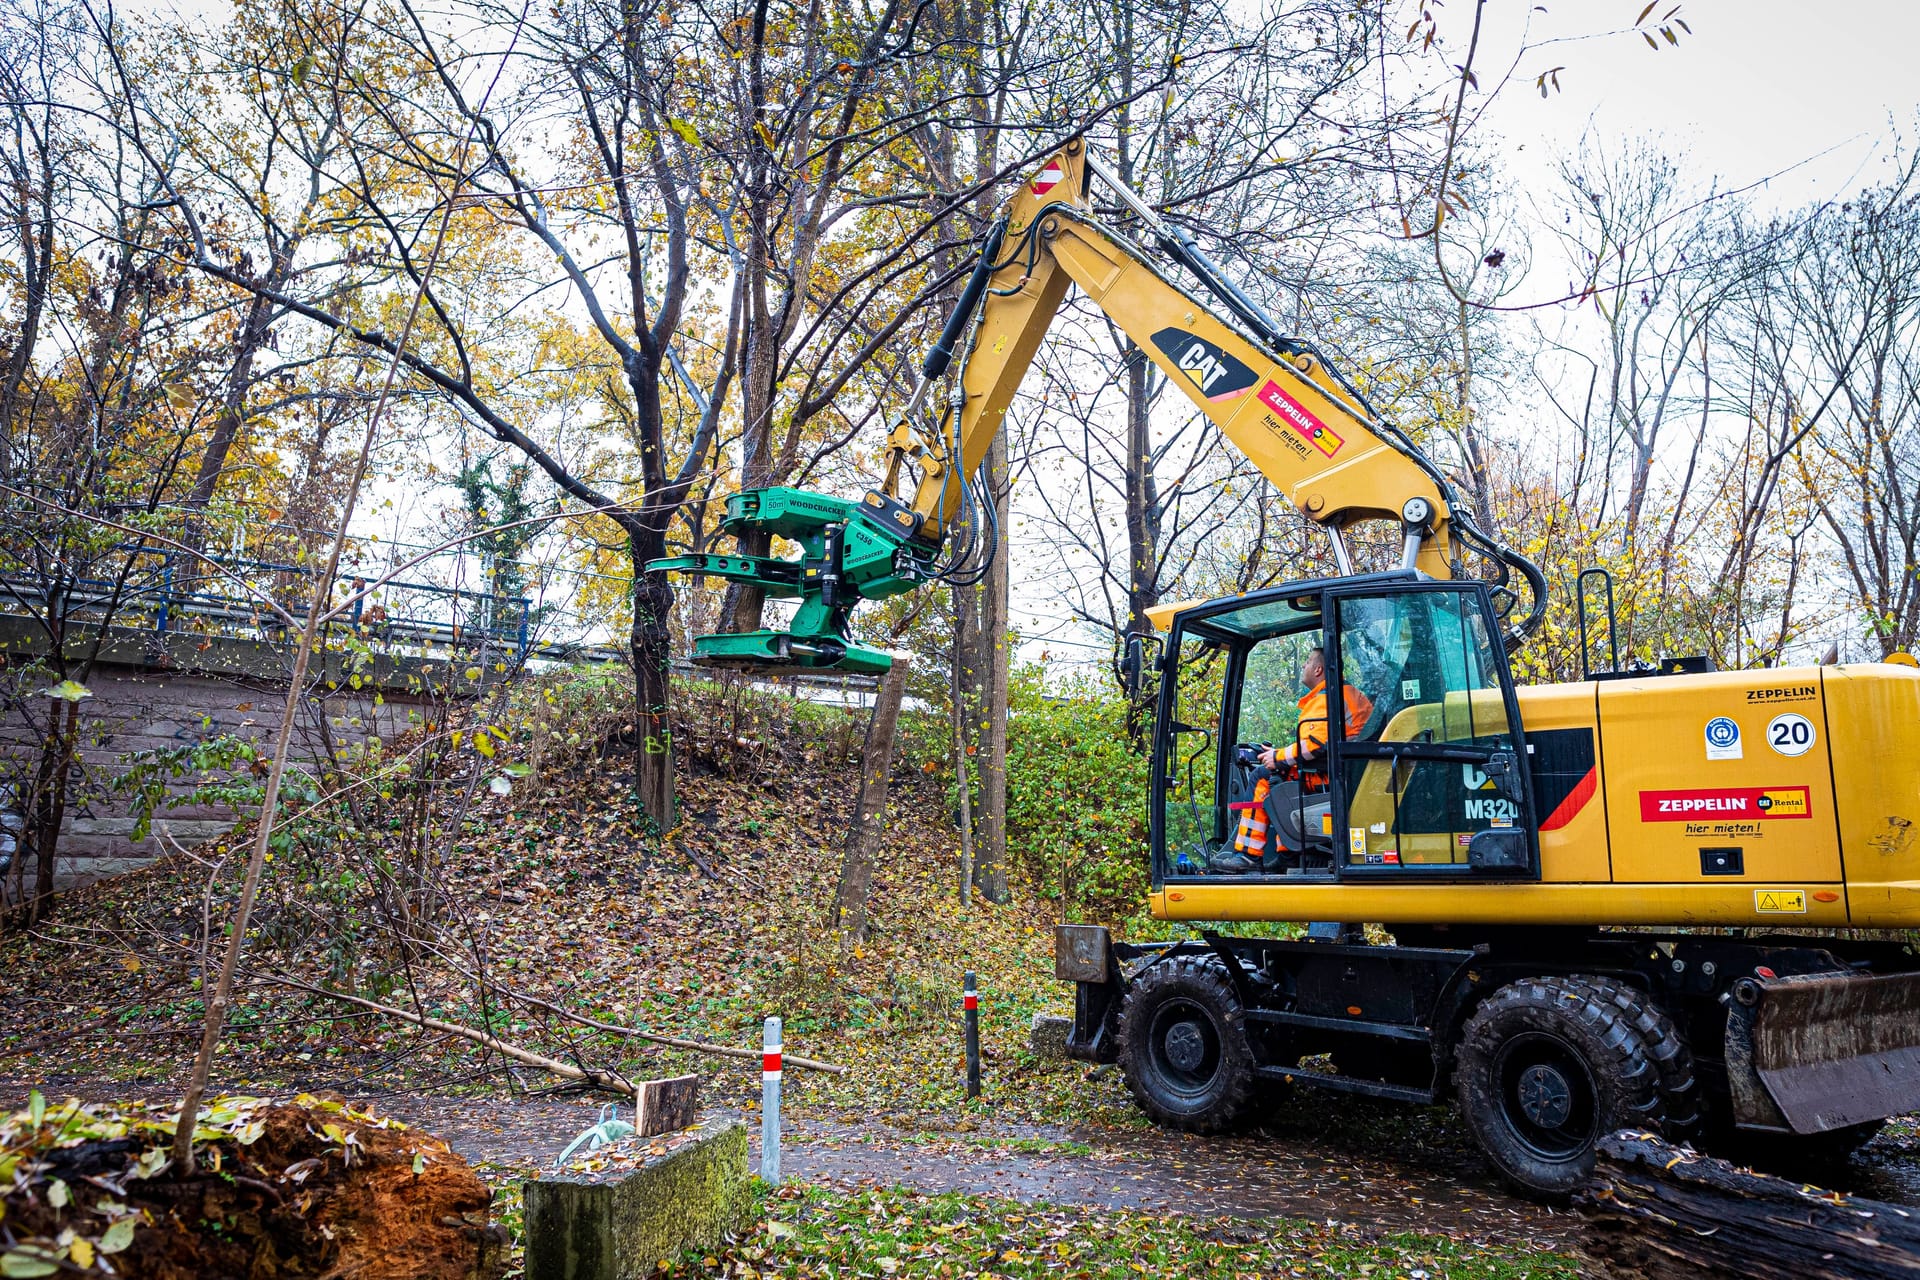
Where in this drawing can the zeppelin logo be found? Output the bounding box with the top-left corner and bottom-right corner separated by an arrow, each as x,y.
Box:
1746,684 -> 1817,703
1257,380 -> 1344,457
1640,786 -> 1811,822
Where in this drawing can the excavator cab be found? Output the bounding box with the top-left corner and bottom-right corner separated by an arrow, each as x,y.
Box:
1151,571 -> 1539,885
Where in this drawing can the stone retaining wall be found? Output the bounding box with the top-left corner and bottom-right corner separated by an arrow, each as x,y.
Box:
0,663 -> 428,891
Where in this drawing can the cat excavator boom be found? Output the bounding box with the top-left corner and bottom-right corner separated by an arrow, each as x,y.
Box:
651,136 -> 1543,672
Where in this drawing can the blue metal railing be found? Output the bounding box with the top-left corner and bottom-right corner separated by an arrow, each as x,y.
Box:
0,546 -> 536,662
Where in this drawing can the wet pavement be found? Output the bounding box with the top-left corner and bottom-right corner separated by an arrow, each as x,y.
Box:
315,1090 -> 1580,1246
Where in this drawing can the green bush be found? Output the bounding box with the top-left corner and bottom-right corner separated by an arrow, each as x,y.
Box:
1003,664 -> 1150,921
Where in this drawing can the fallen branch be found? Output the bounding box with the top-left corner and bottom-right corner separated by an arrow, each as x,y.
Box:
672,834 -> 721,882
261,974 -> 636,1096
508,987 -> 848,1075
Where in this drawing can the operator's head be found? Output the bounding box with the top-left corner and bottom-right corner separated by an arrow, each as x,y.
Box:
1302,645 -> 1326,688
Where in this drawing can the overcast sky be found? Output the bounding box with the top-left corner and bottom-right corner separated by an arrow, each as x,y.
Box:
1476,1 -> 1918,210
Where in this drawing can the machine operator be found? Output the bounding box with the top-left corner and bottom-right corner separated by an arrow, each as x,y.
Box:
1217,645 -> 1373,874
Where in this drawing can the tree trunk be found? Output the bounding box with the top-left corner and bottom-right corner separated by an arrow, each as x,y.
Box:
1121,342 -> 1159,744
951,590 -> 974,906
1576,1130 -> 1920,1280
21,695 -> 79,925
969,432 -> 1011,904
629,541 -> 677,832
833,655 -> 909,945
186,287 -> 277,510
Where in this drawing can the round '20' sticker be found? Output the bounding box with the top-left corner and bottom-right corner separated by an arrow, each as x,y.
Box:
1767,712 -> 1816,757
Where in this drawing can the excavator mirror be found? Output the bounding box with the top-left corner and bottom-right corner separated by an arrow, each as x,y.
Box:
1481,749 -> 1523,803
1121,633 -> 1165,699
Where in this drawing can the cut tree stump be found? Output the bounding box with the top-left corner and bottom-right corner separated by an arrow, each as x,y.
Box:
524,1117 -> 751,1280
1576,1129 -> 1920,1280
634,1075 -> 698,1137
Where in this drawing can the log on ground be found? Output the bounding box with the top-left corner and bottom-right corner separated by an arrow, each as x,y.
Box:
1576,1129 -> 1920,1280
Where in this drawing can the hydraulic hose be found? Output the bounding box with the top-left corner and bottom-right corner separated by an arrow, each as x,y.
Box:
923,219 -> 1008,380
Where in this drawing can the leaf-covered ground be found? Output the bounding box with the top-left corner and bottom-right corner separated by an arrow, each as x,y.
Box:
1,677 -> 1116,1127
5,676 -> 1916,1276
682,1184 -> 1580,1280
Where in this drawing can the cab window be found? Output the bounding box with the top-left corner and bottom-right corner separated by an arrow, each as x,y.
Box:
1335,590 -> 1519,868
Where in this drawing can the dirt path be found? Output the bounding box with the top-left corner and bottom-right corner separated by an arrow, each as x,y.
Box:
340,1091 -> 1573,1246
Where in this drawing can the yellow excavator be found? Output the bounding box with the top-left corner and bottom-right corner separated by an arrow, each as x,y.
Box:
656,139 -> 1920,1197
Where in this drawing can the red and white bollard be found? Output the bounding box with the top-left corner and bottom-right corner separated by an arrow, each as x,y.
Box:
964,972 -> 981,1100
761,1015 -> 782,1185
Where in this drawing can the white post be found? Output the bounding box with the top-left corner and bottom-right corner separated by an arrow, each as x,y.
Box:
761,1015 -> 782,1184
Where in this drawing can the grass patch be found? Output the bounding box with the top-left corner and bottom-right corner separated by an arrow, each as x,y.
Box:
665,1183 -> 1579,1279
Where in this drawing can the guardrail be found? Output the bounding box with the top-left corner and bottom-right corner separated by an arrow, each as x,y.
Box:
0,548 -> 535,660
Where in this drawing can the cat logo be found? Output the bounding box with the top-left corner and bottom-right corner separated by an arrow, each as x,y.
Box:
1150,328 -> 1257,402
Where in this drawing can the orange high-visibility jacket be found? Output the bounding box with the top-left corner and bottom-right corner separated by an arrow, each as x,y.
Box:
1281,680 -> 1374,766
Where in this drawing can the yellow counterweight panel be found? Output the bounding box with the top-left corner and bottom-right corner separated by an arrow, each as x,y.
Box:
1598,668 -> 1842,887
1821,662 -> 1920,927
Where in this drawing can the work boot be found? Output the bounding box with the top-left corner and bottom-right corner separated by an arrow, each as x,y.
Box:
1208,850 -> 1260,874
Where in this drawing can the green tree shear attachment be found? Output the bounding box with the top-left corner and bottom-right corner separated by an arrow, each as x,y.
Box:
649,486 -> 933,674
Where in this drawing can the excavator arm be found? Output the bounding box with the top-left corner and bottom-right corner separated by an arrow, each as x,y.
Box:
653,138 -> 1539,672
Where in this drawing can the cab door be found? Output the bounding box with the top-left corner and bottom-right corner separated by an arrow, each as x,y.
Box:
1325,584 -> 1538,878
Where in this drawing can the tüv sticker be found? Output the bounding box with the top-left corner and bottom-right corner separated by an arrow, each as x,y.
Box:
1704,716 -> 1742,760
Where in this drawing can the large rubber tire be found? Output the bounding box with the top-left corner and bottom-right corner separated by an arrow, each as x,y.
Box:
1118,954 -> 1258,1134
1567,976 -> 1700,1137
1455,976 -> 1666,1198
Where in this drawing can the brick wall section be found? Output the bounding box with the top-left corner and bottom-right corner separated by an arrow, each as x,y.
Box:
0,664 -> 430,890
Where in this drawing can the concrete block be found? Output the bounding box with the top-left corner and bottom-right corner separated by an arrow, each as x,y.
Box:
523,1118 -> 752,1280
1030,1013 -> 1072,1059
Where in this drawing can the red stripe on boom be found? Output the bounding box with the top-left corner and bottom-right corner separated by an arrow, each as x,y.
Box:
1541,767 -> 1597,832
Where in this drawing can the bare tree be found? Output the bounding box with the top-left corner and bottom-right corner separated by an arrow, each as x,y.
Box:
1781,157 -> 1920,657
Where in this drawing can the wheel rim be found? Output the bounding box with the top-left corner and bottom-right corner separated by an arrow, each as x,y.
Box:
1146,997 -> 1222,1100
1491,1031 -> 1598,1162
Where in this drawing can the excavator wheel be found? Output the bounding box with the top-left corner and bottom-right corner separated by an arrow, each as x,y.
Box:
1563,975 -> 1700,1137
1454,975 -> 1675,1198
1118,954 -> 1258,1134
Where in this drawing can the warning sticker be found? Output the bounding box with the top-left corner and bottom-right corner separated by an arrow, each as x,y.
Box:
1257,381 -> 1344,457
1640,786 -> 1810,822
1030,162 -> 1066,195
1754,889 -> 1807,914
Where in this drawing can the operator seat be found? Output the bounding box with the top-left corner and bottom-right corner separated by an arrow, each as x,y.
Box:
1262,769 -> 1338,870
